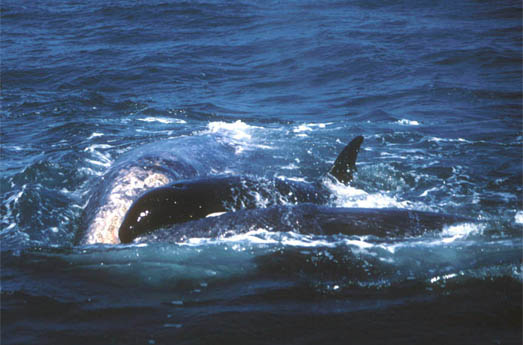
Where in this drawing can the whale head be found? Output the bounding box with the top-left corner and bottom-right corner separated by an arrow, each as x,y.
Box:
118,181 -> 228,243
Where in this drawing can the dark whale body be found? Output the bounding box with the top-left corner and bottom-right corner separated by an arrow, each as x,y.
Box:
118,136 -> 364,243
139,203 -> 474,243
117,135 -> 474,244
118,175 -> 331,243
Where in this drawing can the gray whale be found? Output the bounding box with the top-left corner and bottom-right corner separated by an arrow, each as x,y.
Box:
79,135 -> 243,244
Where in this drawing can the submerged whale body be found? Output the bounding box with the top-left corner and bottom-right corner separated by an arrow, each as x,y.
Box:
138,203 -> 473,243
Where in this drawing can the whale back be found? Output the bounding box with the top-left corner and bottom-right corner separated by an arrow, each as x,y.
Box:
118,176 -> 330,243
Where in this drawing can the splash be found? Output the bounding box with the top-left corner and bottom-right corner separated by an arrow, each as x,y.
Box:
440,222 -> 484,243
515,211 -> 523,225
202,120 -> 272,154
291,122 -> 331,135
396,119 -> 420,126
206,120 -> 257,141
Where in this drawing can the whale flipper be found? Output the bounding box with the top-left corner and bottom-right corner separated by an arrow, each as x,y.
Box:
328,136 -> 364,185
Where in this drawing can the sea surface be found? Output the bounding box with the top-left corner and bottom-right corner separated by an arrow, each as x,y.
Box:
1,1 -> 522,344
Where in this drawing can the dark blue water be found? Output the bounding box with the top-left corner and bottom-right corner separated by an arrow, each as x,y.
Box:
1,1 -> 522,344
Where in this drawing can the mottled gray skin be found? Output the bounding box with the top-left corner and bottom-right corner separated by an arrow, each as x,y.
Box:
78,135 -> 240,244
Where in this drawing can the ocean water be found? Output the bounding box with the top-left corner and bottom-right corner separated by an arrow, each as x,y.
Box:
1,0 -> 522,344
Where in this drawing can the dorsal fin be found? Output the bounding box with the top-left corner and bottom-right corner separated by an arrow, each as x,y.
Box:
328,136 -> 364,185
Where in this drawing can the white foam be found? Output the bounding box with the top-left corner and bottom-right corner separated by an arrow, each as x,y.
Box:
85,158 -> 111,168
281,163 -> 299,170
5,187 -> 25,206
3,223 -> 16,231
292,122 -> 330,134
293,124 -> 314,133
180,229 -> 381,252
88,132 -> 104,139
324,179 -> 413,209
182,230 -> 319,247
440,222 -> 483,243
206,120 -> 258,139
430,272 -> 458,284
183,229 -> 277,246
175,220 -> 486,261
341,238 -> 375,249
429,137 -> 472,143
381,222 -> 484,253
202,120 -> 272,154
419,187 -> 439,197
515,211 -> 523,225
138,117 -> 186,124
275,175 -> 307,183
83,144 -> 113,169
396,119 -> 420,126
1,186 -> 26,236
84,144 -> 112,152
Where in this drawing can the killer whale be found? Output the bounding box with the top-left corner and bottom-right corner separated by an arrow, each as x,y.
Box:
118,136 -> 364,243
136,203 -> 474,243
81,134 -> 474,245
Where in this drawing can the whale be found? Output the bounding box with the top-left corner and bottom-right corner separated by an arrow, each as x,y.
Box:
80,134 -> 474,245
136,203 -> 473,243
116,136 -> 474,244
118,136 -> 364,243
79,134 -> 359,245
79,134 -> 249,244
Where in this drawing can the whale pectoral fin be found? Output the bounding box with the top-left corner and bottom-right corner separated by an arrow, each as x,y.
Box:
328,136 -> 364,185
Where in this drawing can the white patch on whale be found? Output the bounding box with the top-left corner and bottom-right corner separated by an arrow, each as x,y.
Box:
83,167 -> 170,244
